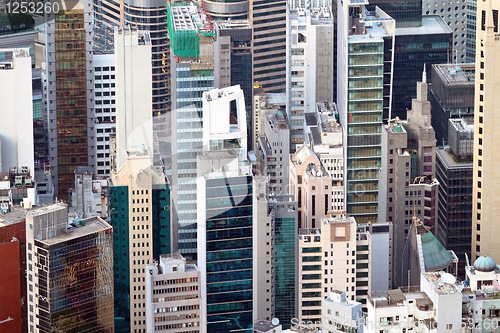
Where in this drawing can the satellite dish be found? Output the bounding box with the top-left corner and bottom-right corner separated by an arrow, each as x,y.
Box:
271,318 -> 279,326
441,272 -> 456,285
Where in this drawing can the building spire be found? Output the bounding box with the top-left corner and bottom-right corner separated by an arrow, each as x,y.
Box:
422,64 -> 427,84
486,0 -> 495,34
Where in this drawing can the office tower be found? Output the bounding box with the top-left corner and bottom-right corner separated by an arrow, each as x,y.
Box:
169,2 -> 216,259
471,0 -> 500,263
286,3 -> 334,151
290,144 -> 332,229
249,0 -> 286,93
93,0 -> 170,115
109,149 -> 170,332
145,254 -> 202,332
93,52 -> 116,176
0,210 -> 27,333
253,176 -> 298,329
0,48 -> 34,176
46,0 -> 95,200
26,203 -> 114,333
367,0 -> 423,27
402,216 -> 458,287
303,103 -> 344,213
337,1 -> 395,224
297,216 -> 373,321
114,27 -> 153,170
256,109 -> 290,195
197,155 -> 253,332
428,63 -> 475,145
435,143 -> 472,277
322,291 -> 364,333
466,0 -> 477,63
71,166 -> 109,219
391,19 -> 452,119
215,20 -> 253,149
422,0 -> 468,62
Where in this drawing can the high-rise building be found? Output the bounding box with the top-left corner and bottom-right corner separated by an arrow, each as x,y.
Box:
422,0 -> 468,62
471,0 -> 500,263
253,176 -> 298,329
435,145 -> 473,277
93,52 -> 116,176
145,254 -> 202,332
114,26 -> 154,170
337,0 -> 395,224
169,2 -> 217,259
392,17 -> 452,119
46,0 -> 95,200
0,48 -> 34,176
428,63 -> 475,145
367,0 -> 423,27
0,30 -> 46,69
93,0 -> 170,115
303,103 -> 344,213
249,0 -> 286,93
0,209 -> 28,333
286,3 -> 334,151
215,20 -> 253,149
297,215 -> 373,320
466,0 -> 477,63
109,150 -> 170,332
197,151 -> 254,332
204,0 -> 249,20
289,144 -> 332,229
26,203 -> 114,333
256,108 -> 290,195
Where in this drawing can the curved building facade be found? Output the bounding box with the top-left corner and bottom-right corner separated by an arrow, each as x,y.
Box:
203,0 -> 248,20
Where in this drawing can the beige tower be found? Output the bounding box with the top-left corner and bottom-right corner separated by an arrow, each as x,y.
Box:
471,0 -> 500,262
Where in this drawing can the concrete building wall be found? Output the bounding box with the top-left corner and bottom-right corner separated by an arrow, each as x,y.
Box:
114,27 -> 153,170
471,0 -> 500,263
0,48 -> 34,175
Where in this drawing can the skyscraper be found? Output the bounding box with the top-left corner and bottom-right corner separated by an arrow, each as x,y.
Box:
286,2 -> 334,151
471,0 -> 500,262
169,2 -> 217,259
204,0 -> 249,20
93,0 -> 170,115
109,150 -> 170,332
249,0 -> 287,93
337,0 -> 395,224
46,0 -> 95,200
0,48 -> 34,176
26,203 -> 114,333
114,26 -> 154,169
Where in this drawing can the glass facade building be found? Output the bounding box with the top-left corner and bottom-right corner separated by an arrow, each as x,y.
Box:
367,0 -> 423,27
204,175 -> 253,333
171,61 -> 214,259
392,18 -> 452,119
346,39 -> 393,224
32,218 -> 114,332
435,147 -> 472,277
466,0 -> 477,63
94,0 -> 171,115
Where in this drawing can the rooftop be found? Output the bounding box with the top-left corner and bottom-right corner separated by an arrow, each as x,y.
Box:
422,272 -> 461,295
289,5 -> 333,25
433,63 -> 475,86
396,15 -> 452,36
436,147 -> 473,168
266,93 -> 286,106
41,216 -> 111,246
0,208 -> 26,226
385,118 -> 408,133
27,202 -> 66,217
253,320 -> 281,332
266,111 -> 289,131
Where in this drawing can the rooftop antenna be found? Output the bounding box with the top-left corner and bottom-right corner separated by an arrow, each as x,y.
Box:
422,64 -> 426,84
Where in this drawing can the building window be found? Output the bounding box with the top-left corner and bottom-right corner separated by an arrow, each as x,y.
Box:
477,235 -> 480,242
478,160 -> 482,167
477,224 -> 481,231
479,127 -> 483,134
478,170 -> 482,177
478,192 -> 481,199
479,149 -> 482,156
479,117 -> 483,123
477,203 -> 481,210
478,181 -> 481,188
312,195 -> 315,216
477,213 -> 481,220
477,245 -> 481,252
